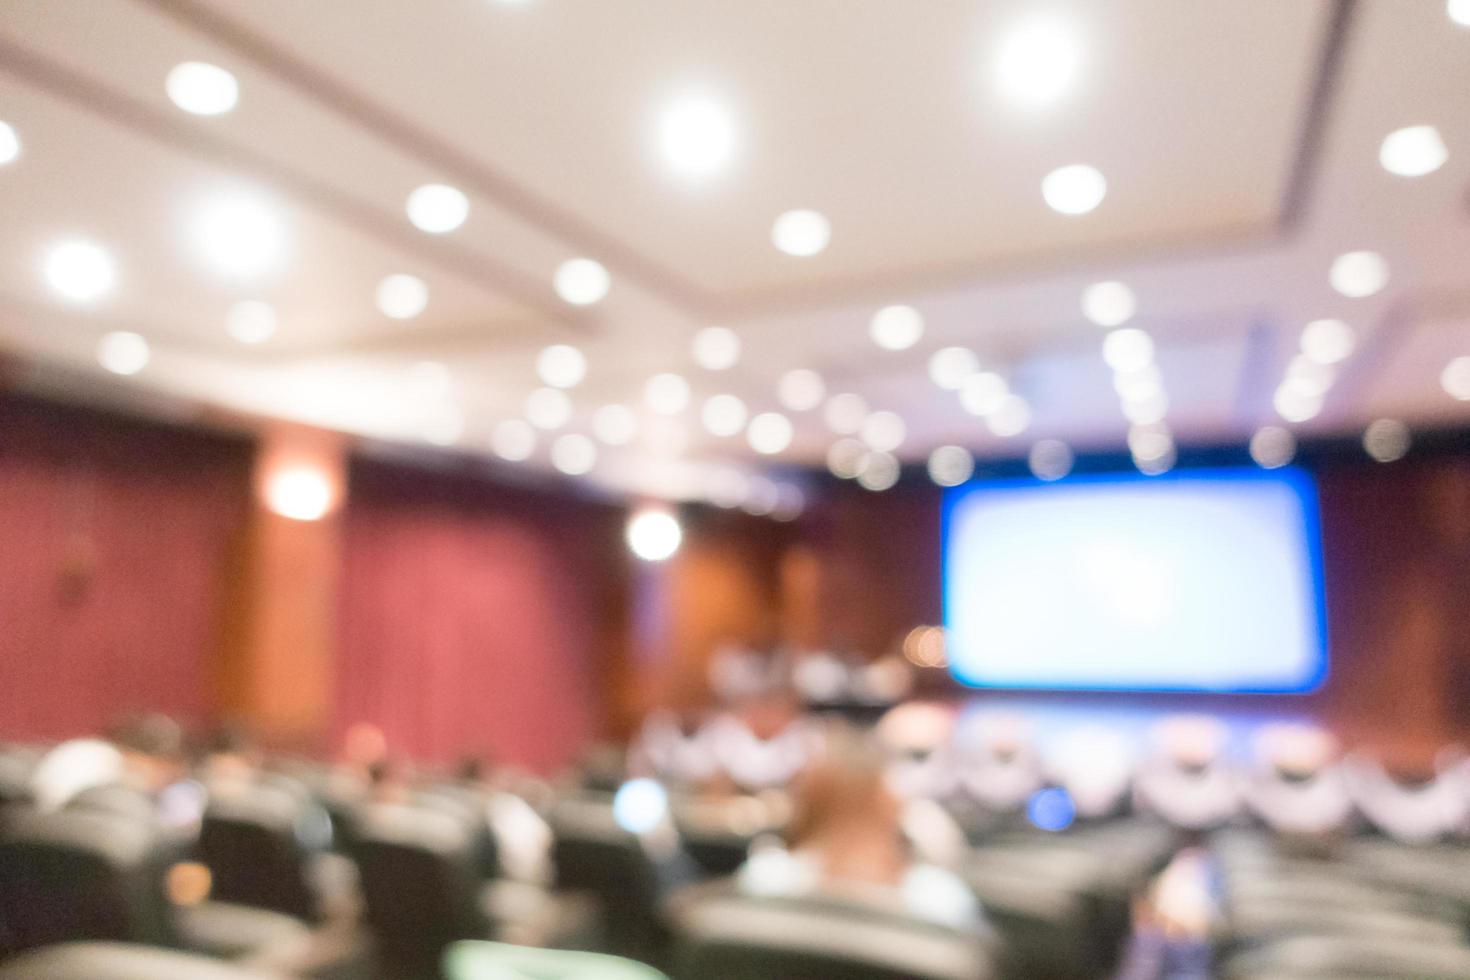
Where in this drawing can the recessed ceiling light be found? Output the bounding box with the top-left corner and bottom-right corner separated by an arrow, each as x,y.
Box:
1121,390 -> 1169,426
994,14 -> 1081,109
1102,327 -> 1154,373
1081,280 -> 1136,327
1285,356 -> 1336,398
960,371 -> 1009,416
986,395 -> 1032,437
1379,125 -> 1448,177
869,304 -> 924,351
701,394 -> 748,437
44,240 -> 116,304
747,412 -> 793,455
860,410 -> 906,453
165,61 -> 238,116
928,347 -> 979,390
406,183 -> 469,234
1250,426 -> 1296,469
536,343 -> 587,388
376,274 -> 428,319
626,509 -> 682,562
1112,364 -> 1162,402
644,372 -> 691,415
691,326 -> 741,370
1136,446 -> 1176,476
1442,356 -> 1470,401
656,92 -> 736,181
554,258 -> 610,306
491,419 -> 537,461
856,452 -> 900,492
0,121 -> 19,165
1028,439 -> 1074,481
1329,250 -> 1388,298
525,386 -> 572,429
193,189 -> 287,280
927,446 -> 974,487
772,485 -> 805,522
823,392 -> 868,434
742,478 -> 780,517
96,331 -> 150,376
1299,319 -> 1355,365
771,209 -> 831,257
1128,424 -> 1174,463
226,300 -> 277,344
550,433 -> 597,475
1453,0 -> 1470,27
778,369 -> 825,411
827,438 -> 868,479
1363,419 -> 1410,463
1042,164 -> 1106,215
1273,384 -> 1323,423
592,404 -> 638,445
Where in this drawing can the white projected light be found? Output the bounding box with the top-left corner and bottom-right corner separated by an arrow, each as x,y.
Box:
0,121 -> 20,165
869,305 -> 924,351
747,412 -> 793,455
591,404 -> 637,445
944,468 -> 1328,692
1250,426 -> 1296,469
928,347 -> 979,390
226,300 -> 277,344
376,274 -> 428,319
45,240 -> 116,304
406,183 -> 469,233
1042,164 -> 1106,215
700,394 -> 747,437
656,93 -> 736,181
771,209 -> 831,257
97,331 -> 150,376
525,387 -> 572,429
626,510 -> 682,562
1082,281 -> 1136,328
779,369 -> 825,411
994,14 -> 1081,109
1363,419 -> 1410,463
537,344 -> 587,388
1028,440 -> 1073,481
554,258 -> 610,306
927,445 -> 974,487
823,393 -> 868,434
691,326 -> 740,370
550,433 -> 597,475
491,419 -> 537,461
644,373 -> 691,415
860,410 -> 906,452
1329,250 -> 1388,298
1442,356 -> 1470,401
1379,125 -> 1448,177
166,62 -> 238,115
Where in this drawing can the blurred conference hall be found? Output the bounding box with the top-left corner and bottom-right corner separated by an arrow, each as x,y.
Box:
1,2 -> 1470,978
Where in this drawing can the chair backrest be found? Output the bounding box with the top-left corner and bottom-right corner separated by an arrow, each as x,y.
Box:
0,809 -> 176,955
0,940 -> 288,980
550,796 -> 664,959
444,939 -> 670,980
198,782 -> 320,921
350,802 -> 487,967
671,889 -> 996,980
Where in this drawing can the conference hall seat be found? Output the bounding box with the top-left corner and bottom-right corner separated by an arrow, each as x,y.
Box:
444,939 -> 670,980
0,941 -> 290,980
667,886 -> 999,980
0,807 -> 311,968
1220,934 -> 1470,980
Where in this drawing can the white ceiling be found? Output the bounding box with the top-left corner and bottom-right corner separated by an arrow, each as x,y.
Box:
0,0 -> 1467,503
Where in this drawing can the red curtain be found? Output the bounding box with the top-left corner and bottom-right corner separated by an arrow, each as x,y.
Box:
335,460 -> 628,773
0,396 -> 251,741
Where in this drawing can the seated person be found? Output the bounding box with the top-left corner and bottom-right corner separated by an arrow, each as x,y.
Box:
735,728 -> 984,932
1134,715 -> 1241,830
1245,723 -> 1353,843
954,711 -> 1043,814
631,708 -> 722,788
1045,724 -> 1137,820
707,694 -> 819,792
1342,745 -> 1470,844
454,756 -> 555,886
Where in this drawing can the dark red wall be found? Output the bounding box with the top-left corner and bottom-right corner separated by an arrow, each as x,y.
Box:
0,396 -> 252,741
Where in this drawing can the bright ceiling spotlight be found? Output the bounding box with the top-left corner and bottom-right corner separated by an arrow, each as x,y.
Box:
1249,426 -> 1296,469
550,433 -> 597,475
1042,164 -> 1106,215
0,120 -> 19,165
994,14 -> 1081,109
226,300 -> 277,344
376,274 -> 429,319
644,372 -> 691,415
96,331 -> 150,376
491,419 -> 537,461
1028,439 -> 1074,481
1273,384 -> 1323,423
1452,0 -> 1470,27
700,394 -> 748,437
778,368 -> 826,411
554,258 -> 610,306
927,445 -> 974,487
822,392 -> 868,434
192,189 -> 288,280
525,386 -> 573,429
827,438 -> 868,479
1284,355 -> 1336,398
869,304 -> 925,351
1329,250 -> 1388,298
406,183 -> 469,233
1363,419 -> 1411,463
263,468 -> 334,521
626,509 -> 682,562
960,371 -> 1010,416
856,451 -> 900,492
691,326 -> 741,370
166,61 -> 238,115
1128,424 -> 1174,463
986,395 -> 1032,437
928,346 -> 979,390
536,343 -> 587,388
591,404 -> 638,445
656,91 -> 736,181
1121,390 -> 1168,426
45,240 -> 116,304
1379,125 -> 1448,177
859,410 -> 906,453
771,209 -> 831,257
1081,280 -> 1136,327
1112,364 -> 1163,402
1299,318 -> 1355,365
747,411 -> 794,455
1442,356 -> 1470,401
1102,327 -> 1155,373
